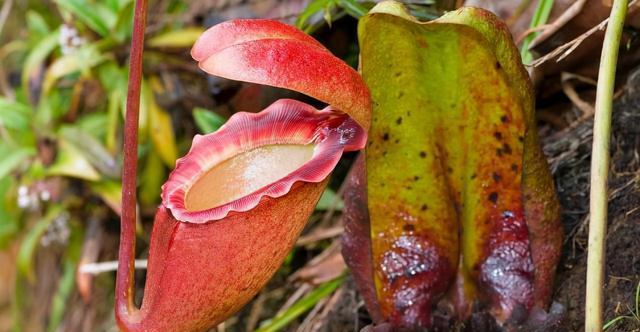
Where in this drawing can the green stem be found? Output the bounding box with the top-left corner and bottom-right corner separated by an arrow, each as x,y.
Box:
585,0 -> 628,331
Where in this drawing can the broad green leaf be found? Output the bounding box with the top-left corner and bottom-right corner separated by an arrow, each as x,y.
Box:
47,139 -> 101,181
339,0 -> 369,18
106,89 -> 122,153
147,79 -> 177,166
0,40 -> 27,62
139,150 -> 164,206
42,44 -> 107,94
97,62 -> 127,152
76,112 -> 109,140
123,79 -> 149,143
97,61 -> 127,93
47,223 -> 81,332
90,180 -> 122,215
147,27 -> 205,48
55,0 -> 114,36
0,144 -> 35,179
21,29 -> 60,102
0,98 -> 32,131
47,259 -> 76,332
111,0 -> 134,43
105,0 -> 132,11
34,85 -> 73,127
352,2 -> 561,326
256,276 -> 344,332
193,107 -> 226,134
59,127 -> 120,178
0,177 -> 18,248
17,205 -> 64,281
316,188 -> 344,211
296,0 -> 338,32
26,11 -> 50,36
13,263 -> 28,331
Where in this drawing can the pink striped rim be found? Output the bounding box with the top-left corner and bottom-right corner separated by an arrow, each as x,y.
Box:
161,99 -> 366,223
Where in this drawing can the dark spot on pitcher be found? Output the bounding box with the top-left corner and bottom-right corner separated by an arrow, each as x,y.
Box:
492,172 -> 502,182
502,143 -> 512,155
488,192 -> 498,204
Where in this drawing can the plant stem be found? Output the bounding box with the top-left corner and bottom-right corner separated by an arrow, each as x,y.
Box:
116,0 -> 148,322
585,0 -> 628,330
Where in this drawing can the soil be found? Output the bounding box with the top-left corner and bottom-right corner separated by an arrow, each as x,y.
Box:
545,68 -> 640,332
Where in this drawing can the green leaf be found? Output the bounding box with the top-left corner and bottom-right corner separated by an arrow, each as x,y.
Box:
97,61 -> 127,93
47,224 -> 81,332
59,127 -> 120,178
76,112 -> 109,140
47,259 -> 76,332
17,206 -> 64,281
339,0 -> 369,18
520,0 -> 554,64
603,316 -> 629,330
105,0 -> 132,11
34,85 -> 73,127
12,269 -> 28,331
147,27 -> 205,48
90,180 -> 122,215
47,139 -> 101,181
193,107 -> 226,134
256,276 -> 344,332
123,79 -> 149,143
315,188 -> 344,211
0,177 -> 18,248
147,79 -> 177,166
106,89 -> 122,153
111,0 -> 134,43
42,44 -> 107,94
21,29 -> 60,102
26,11 -> 51,36
0,98 -> 32,131
55,0 -> 113,36
296,0 -> 338,32
139,150 -> 165,206
0,144 -> 35,179
97,62 -> 127,152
